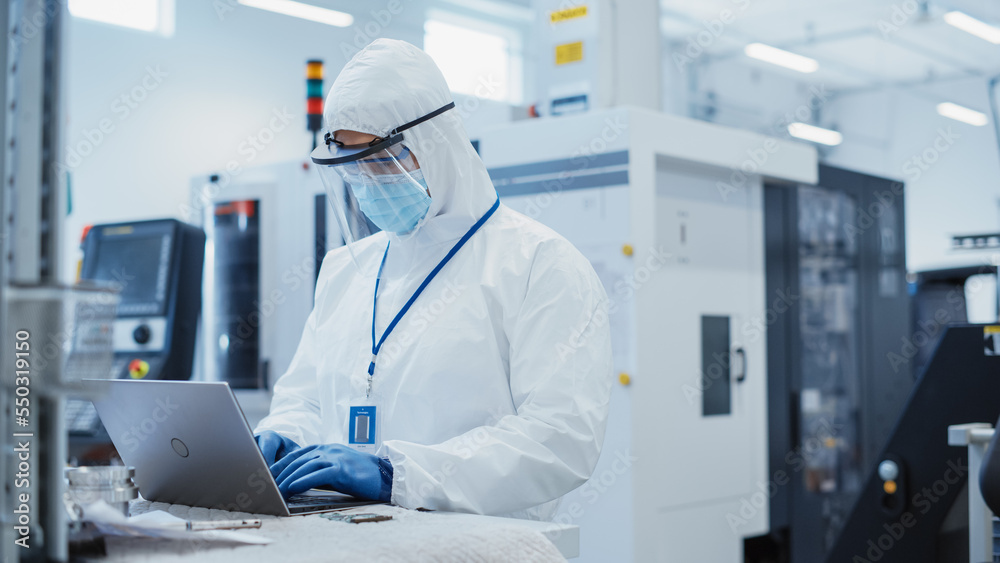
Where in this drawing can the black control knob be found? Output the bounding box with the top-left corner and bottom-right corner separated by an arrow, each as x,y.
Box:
133,324 -> 151,344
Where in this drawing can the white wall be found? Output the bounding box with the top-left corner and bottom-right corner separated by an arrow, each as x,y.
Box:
64,1 -> 1000,277
666,57 -> 1000,273
825,77 -> 1000,271
60,0 -> 425,279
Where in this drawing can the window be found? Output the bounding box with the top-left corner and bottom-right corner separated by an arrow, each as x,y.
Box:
69,0 -> 175,36
424,17 -> 522,103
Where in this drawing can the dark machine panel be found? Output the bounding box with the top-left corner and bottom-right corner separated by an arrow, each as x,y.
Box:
79,218 -> 205,383
702,315 -> 732,416
826,325 -> 1000,562
909,265 -> 999,377
71,218 -> 205,462
762,165 -> 911,562
209,200 -> 261,389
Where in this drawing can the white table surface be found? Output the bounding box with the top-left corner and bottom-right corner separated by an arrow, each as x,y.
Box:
81,499 -> 579,562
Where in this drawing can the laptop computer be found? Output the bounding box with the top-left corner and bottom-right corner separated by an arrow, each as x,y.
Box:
85,379 -> 379,516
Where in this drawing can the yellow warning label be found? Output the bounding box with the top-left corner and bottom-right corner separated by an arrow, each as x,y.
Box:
103,226 -> 134,236
550,6 -> 588,23
555,41 -> 584,65
986,326 -> 1000,356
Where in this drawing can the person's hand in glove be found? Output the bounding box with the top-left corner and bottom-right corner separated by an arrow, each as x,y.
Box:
254,431 -> 301,466
269,443 -> 393,502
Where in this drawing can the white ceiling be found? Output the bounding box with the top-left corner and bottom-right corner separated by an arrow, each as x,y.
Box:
658,0 -> 1000,91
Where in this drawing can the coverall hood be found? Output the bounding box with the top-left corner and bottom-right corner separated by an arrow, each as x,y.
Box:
323,39 -> 498,240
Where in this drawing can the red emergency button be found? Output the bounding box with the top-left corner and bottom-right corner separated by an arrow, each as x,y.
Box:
128,359 -> 150,379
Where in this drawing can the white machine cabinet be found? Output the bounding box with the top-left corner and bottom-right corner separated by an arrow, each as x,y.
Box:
187,161 -> 344,398
477,107 -> 817,562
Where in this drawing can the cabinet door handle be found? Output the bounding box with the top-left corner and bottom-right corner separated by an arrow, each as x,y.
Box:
735,347 -> 747,383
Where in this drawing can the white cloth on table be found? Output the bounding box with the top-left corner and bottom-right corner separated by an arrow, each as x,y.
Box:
101,499 -> 566,563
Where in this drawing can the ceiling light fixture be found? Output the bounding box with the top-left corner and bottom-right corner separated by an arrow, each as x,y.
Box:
936,102 -> 989,126
944,11 -> 1000,44
744,43 -> 819,73
787,122 -> 843,146
237,0 -> 353,28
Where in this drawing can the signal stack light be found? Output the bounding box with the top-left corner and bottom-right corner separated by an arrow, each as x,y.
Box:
307,59 -> 324,150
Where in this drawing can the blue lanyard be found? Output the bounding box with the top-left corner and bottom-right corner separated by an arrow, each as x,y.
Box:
366,196 -> 501,396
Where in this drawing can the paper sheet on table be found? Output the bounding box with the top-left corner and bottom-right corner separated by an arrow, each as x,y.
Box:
81,500 -> 273,544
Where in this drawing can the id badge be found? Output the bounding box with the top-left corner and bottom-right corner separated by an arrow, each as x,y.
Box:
348,402 -> 380,453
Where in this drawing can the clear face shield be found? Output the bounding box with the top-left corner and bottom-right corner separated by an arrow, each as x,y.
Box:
311,102 -> 455,273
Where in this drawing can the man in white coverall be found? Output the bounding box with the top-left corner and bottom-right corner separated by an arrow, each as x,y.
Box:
253,38 -> 613,521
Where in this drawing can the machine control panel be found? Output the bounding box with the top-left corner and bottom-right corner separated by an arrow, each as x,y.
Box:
68,219 -> 205,447
132,324 -> 152,344
112,317 -> 167,352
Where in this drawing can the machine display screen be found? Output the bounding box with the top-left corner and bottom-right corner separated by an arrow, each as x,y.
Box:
88,234 -> 171,316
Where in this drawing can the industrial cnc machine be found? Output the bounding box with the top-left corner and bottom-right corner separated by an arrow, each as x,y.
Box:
475,107 -> 916,562
68,219 -> 205,462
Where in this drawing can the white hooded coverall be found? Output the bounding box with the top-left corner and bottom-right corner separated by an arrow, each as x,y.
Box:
254,39 -> 613,521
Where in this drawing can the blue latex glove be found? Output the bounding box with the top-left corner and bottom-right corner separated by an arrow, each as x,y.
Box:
254,431 -> 301,466
269,443 -> 393,502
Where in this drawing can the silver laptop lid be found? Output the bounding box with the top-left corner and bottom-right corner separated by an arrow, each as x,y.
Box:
86,379 -> 289,516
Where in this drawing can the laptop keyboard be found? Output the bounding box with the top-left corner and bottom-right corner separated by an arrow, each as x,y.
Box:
285,494 -> 380,514
287,494 -> 345,507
